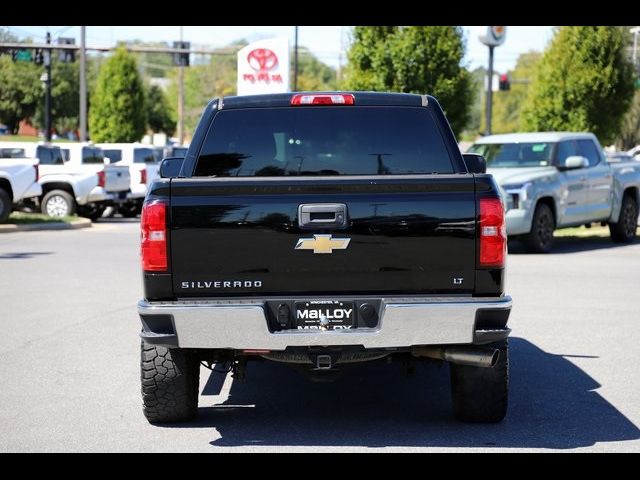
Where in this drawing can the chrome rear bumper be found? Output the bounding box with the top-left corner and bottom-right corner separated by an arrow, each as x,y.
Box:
138,295 -> 512,350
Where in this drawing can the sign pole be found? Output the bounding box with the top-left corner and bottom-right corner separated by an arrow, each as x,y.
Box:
178,26 -> 185,145
479,26 -> 506,137
44,31 -> 52,142
485,45 -> 494,136
79,26 -> 87,141
294,26 -> 299,92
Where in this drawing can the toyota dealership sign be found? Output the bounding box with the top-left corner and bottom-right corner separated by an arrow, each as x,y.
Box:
237,37 -> 290,96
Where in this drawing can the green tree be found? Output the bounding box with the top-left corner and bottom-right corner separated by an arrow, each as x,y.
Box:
89,47 -> 147,142
618,89 -> 640,149
343,26 -> 474,137
146,84 -> 175,135
293,46 -> 337,91
521,26 -> 635,144
0,29 -> 42,133
34,60 -> 79,135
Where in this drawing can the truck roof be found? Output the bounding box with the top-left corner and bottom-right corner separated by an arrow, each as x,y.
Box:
473,132 -> 598,144
220,91 -> 430,109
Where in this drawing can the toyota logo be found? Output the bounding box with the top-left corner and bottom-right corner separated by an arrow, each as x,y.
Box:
247,48 -> 278,72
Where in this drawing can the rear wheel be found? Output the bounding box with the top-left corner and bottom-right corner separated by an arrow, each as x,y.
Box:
41,190 -> 75,217
522,203 -> 555,253
141,343 -> 200,423
450,340 -> 509,423
609,194 -> 638,243
0,188 -> 12,223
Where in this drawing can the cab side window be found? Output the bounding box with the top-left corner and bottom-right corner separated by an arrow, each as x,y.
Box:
576,139 -> 601,167
36,146 -> 63,165
554,140 -> 578,167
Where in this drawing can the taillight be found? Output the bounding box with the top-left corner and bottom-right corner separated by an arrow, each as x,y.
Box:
33,164 -> 39,182
97,170 -> 106,188
479,198 -> 506,268
141,201 -> 168,272
140,169 -> 147,185
291,94 -> 355,105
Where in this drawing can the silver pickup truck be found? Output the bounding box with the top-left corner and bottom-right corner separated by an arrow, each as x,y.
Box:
468,132 -> 640,252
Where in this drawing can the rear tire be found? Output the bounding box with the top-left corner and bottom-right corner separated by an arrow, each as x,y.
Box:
609,194 -> 638,243
41,189 -> 75,217
0,188 -> 11,223
522,203 -> 555,253
141,343 -> 200,424
450,340 -> 509,423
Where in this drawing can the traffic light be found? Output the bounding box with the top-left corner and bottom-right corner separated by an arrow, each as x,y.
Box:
499,73 -> 510,91
172,41 -> 190,67
58,37 -> 76,63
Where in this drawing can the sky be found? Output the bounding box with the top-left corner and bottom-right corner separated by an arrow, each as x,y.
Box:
7,26 -> 555,73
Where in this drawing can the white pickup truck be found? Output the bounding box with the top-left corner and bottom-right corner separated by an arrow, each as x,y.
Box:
0,146 -> 42,223
57,143 -> 131,219
96,143 -> 161,217
0,141 -> 112,219
468,132 -> 640,252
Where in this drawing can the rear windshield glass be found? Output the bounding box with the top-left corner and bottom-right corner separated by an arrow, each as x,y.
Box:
82,147 -> 105,164
194,107 -> 454,176
103,149 -> 123,163
134,148 -> 157,164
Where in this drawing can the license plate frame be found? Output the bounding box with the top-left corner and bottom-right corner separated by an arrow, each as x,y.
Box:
294,300 -> 355,330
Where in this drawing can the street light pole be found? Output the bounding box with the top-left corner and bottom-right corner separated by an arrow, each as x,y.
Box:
44,31 -> 52,142
178,26 -> 185,145
79,26 -> 87,141
485,45 -> 494,136
293,26 -> 299,92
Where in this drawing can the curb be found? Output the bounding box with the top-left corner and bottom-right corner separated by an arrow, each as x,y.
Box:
0,218 -> 92,233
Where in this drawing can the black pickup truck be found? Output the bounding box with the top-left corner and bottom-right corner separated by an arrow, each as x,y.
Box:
138,92 -> 512,424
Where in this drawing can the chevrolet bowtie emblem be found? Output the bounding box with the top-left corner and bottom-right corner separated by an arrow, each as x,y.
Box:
295,234 -> 351,254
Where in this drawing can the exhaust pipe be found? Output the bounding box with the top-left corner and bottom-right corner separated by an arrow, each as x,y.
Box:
412,346 -> 500,368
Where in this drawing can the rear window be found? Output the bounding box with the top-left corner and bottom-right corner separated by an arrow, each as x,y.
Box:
194,107 -> 454,177
134,148 -> 156,164
82,147 -> 104,164
103,149 -> 123,163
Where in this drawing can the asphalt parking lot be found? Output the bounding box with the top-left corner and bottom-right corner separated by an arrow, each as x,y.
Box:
0,219 -> 639,452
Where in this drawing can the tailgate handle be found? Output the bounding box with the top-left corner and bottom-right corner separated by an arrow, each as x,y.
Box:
298,203 -> 348,229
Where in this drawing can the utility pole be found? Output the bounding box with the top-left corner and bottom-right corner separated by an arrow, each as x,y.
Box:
44,31 -> 52,142
79,26 -> 87,141
293,26 -> 299,91
177,26 -> 185,145
485,45 -> 494,136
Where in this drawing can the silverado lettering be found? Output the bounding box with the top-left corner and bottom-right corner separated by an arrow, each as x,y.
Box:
138,92 -> 513,425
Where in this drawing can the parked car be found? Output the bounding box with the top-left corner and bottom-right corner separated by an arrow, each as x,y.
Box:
627,145 -> 640,160
468,132 -> 640,252
95,143 -> 161,217
57,143 -> 131,219
167,145 -> 188,158
138,92 -> 512,424
0,141 -> 109,219
606,151 -> 634,163
0,150 -> 42,222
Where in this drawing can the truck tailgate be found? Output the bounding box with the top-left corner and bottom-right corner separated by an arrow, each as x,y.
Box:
170,176 -> 477,297
105,165 -> 131,193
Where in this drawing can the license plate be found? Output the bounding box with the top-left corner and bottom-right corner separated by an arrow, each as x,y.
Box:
294,300 -> 355,330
